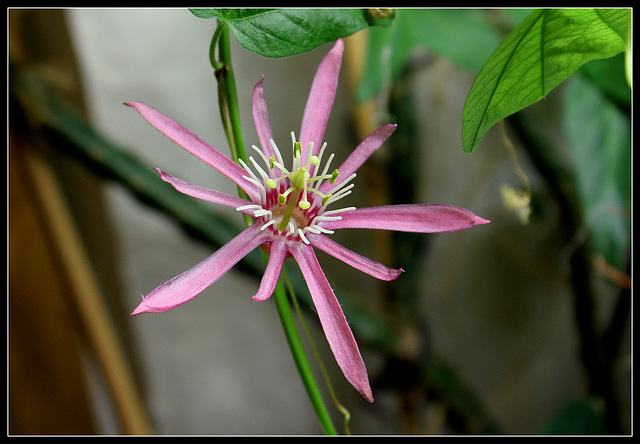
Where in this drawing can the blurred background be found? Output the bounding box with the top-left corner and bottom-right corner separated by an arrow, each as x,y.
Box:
9,8 -> 631,435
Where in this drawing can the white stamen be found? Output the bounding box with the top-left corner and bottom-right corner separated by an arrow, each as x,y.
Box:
306,141 -> 315,165
308,225 -> 334,235
242,175 -> 260,186
260,219 -> 277,231
331,184 -> 354,198
325,189 -> 352,206
249,156 -> 269,182
305,226 -> 321,234
330,173 -> 357,195
321,206 -> 356,215
236,204 -> 263,212
297,228 -> 310,245
314,152 -> 335,190
322,180 -> 355,208
313,215 -> 343,222
270,139 -> 285,168
316,142 -> 328,166
251,145 -> 272,174
239,158 -> 260,184
254,209 -> 273,218
242,175 -> 267,203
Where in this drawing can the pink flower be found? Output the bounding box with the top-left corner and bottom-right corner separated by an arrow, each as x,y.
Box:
126,39 -> 489,403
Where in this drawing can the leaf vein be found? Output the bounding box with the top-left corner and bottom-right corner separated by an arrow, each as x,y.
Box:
472,10 -> 544,148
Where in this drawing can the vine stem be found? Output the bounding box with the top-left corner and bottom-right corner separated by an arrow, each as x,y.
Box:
210,22 -> 337,435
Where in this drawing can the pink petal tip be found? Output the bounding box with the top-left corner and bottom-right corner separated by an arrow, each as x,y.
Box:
472,216 -> 491,226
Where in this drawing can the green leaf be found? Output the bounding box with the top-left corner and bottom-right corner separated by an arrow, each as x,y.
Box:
462,8 -> 629,153
191,8 -> 377,58
564,73 -> 630,269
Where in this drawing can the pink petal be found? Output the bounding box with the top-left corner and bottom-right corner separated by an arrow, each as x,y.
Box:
324,204 -> 491,233
299,39 -> 344,162
252,240 -> 288,302
252,78 -> 278,172
312,235 -> 403,281
125,101 -> 259,202
131,224 -> 269,315
155,169 -> 254,214
290,245 -> 373,402
319,124 -> 397,195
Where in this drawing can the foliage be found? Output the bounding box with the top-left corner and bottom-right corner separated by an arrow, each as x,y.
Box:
462,9 -> 628,153
191,8 -> 391,57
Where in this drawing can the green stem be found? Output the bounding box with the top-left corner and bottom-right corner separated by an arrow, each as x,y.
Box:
209,21 -> 337,435
211,23 -> 251,226
213,24 -> 247,163
208,24 -> 225,71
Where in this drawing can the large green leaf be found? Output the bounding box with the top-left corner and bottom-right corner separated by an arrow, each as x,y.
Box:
462,8 -> 629,153
191,8 -> 377,58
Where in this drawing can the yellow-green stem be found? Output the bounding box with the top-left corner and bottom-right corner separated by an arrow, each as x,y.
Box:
278,188 -> 301,232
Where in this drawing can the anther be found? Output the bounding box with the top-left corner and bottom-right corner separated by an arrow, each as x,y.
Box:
330,169 -> 339,184
294,141 -> 302,157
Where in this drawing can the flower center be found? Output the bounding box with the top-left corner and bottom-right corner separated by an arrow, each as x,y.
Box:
265,139 -> 339,231
236,131 -> 357,244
